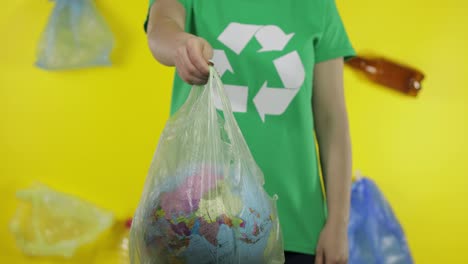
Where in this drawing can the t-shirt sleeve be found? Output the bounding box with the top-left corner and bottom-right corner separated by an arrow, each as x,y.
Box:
143,0 -> 156,32
144,0 -> 190,33
314,0 -> 356,63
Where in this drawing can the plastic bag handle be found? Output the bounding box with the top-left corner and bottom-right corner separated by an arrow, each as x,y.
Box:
207,66 -> 242,148
208,67 -> 235,126
206,66 -> 264,184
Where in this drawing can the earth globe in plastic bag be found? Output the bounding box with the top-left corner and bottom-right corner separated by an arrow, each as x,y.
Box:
134,168 -> 278,264
130,67 -> 284,264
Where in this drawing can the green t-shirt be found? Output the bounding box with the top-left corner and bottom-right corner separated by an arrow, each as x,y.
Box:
145,0 -> 355,255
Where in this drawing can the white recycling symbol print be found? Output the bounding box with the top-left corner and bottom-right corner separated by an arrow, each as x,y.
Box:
212,22 -> 305,122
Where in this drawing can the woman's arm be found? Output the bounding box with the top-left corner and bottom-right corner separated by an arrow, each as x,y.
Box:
147,0 -> 212,84
313,58 -> 352,264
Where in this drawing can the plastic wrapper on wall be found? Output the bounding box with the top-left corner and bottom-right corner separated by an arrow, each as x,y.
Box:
129,67 -> 284,264
36,0 -> 114,70
349,178 -> 414,264
10,184 -> 115,257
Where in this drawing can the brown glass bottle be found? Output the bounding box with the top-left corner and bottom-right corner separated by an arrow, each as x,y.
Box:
346,56 -> 425,96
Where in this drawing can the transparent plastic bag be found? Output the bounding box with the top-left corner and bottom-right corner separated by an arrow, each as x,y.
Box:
10,184 -> 115,258
130,67 -> 284,264
348,177 -> 413,264
36,0 -> 114,70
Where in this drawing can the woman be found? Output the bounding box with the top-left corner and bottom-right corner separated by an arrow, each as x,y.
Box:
145,0 -> 354,263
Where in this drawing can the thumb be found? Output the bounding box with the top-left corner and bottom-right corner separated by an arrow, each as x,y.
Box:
315,247 -> 324,264
201,38 -> 214,62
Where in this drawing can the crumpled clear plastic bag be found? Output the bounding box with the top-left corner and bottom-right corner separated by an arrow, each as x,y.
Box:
130,67 -> 284,264
36,0 -> 114,70
10,184 -> 115,258
349,177 -> 414,264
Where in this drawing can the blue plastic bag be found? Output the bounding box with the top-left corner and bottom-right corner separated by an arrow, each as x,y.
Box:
36,0 -> 114,70
349,177 -> 414,264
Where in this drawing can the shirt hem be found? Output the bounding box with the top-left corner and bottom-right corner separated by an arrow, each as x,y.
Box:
315,48 -> 356,64
284,241 -> 317,255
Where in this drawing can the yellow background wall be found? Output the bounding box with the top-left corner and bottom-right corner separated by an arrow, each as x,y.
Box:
1,0 -> 467,263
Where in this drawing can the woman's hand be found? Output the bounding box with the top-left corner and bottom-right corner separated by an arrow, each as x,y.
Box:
147,0 -> 213,85
173,35 -> 213,85
315,220 -> 349,264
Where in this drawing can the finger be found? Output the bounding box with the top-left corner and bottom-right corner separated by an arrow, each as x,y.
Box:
187,38 -> 210,77
315,249 -> 324,264
338,255 -> 348,264
176,58 -> 206,85
191,76 -> 208,85
201,38 -> 214,64
175,55 -> 190,83
179,68 -> 207,85
180,45 -> 206,80
323,251 -> 331,264
175,49 -> 189,82
178,48 -> 208,84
